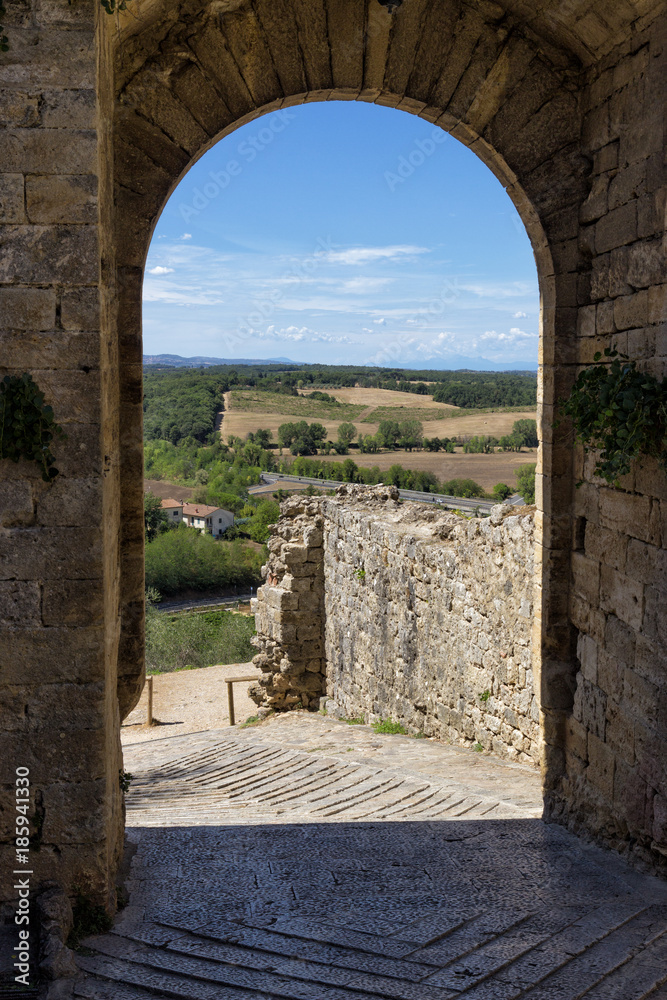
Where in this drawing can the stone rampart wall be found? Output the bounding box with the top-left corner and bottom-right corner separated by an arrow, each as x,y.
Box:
252,487 -> 539,764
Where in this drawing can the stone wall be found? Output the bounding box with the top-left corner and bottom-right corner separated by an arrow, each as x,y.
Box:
250,497 -> 326,711
550,21 -> 667,867
252,487 -> 539,764
0,0 -> 125,914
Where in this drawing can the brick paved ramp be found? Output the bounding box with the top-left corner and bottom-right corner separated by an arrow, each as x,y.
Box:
74,716 -> 667,999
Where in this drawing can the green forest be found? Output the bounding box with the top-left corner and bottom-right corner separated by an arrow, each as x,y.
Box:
144,363 -> 537,421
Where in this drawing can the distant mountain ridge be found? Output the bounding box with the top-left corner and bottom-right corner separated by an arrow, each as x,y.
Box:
143,354 -> 300,367
143,353 -> 538,373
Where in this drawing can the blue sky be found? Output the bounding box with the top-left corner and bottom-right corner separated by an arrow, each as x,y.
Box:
143,101 -> 539,369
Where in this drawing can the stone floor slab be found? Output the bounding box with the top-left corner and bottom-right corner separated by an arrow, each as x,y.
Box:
71,714 -> 667,999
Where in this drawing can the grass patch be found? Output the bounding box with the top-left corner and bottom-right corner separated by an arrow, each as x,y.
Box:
342,715 -> 366,725
146,607 -> 256,673
372,719 -> 408,735
239,715 -> 261,728
229,390 -> 365,421
473,742 -> 484,752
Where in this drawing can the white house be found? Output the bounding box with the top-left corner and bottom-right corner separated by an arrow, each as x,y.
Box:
160,498 -> 184,522
181,502 -> 234,537
160,499 -> 234,537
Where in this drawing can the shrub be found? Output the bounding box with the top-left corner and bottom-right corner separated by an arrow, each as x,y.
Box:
440,478 -> 486,498
515,463 -> 536,504
145,527 -> 263,595
145,607 -> 256,672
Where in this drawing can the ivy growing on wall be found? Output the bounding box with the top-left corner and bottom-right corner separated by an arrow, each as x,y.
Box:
0,4 -> 8,52
560,349 -> 667,485
0,375 -> 66,482
100,0 -> 132,11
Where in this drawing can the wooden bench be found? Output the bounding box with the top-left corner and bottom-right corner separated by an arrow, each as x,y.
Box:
226,675 -> 260,726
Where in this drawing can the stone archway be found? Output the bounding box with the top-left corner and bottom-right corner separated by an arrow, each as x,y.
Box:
108,0 -> 583,819
1,0 -> 664,914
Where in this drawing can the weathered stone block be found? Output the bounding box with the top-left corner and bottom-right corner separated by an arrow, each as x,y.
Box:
600,564 -> 643,630
614,290 -> 648,330
0,581 -> 41,625
26,173 -> 97,224
571,551 -> 600,603
0,479 -> 34,527
599,489 -> 652,543
0,130 -> 96,174
595,202 -> 637,253
0,173 -> 24,222
0,225 -> 98,284
40,88 -> 96,129
0,527 -> 102,580
587,732 -> 615,799
266,588 -> 300,612
41,779 -> 108,844
0,286 -> 56,330
42,579 -> 104,627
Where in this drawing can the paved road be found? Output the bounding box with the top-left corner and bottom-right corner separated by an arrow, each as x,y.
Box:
257,473 -> 500,514
69,714 -> 667,999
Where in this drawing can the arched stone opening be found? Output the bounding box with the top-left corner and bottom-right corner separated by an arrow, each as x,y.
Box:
107,0 -> 583,801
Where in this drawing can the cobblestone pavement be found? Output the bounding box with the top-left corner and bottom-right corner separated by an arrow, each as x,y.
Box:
74,715 -> 667,999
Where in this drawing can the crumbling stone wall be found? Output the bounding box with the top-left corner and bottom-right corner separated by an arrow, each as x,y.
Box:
322,488 -> 538,762
250,497 -> 325,711
252,488 -> 538,762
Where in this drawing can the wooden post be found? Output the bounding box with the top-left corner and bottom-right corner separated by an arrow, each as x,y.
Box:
146,676 -> 153,727
227,680 -> 235,726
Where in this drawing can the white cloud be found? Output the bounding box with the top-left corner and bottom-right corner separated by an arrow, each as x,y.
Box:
340,277 -> 393,293
460,281 -> 533,299
322,245 -> 428,266
148,266 -> 174,275
142,283 -> 226,306
373,317 -> 387,326
258,324 -> 354,345
181,233 -> 192,240
480,327 -> 538,344
513,310 -> 527,318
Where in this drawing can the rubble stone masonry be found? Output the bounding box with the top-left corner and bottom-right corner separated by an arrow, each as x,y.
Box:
252,487 -> 539,763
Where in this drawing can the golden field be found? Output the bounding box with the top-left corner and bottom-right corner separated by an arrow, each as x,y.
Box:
316,449 -> 537,492
223,388 -> 536,441
220,387 -> 537,491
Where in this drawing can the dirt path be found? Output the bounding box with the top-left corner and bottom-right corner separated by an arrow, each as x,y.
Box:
220,390 -> 232,441
122,662 -> 260,744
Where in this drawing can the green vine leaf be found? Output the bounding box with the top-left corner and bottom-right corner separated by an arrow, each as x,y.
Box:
99,0 -> 132,11
559,349 -> 667,486
0,3 -> 8,53
0,374 -> 66,483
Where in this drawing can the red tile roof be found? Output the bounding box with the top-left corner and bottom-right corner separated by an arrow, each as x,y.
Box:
182,503 -> 223,517
160,499 -> 183,508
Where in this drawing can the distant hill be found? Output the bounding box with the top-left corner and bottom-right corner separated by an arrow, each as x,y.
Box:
143,352 -> 537,373
381,354 -> 538,373
143,354 -> 300,367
